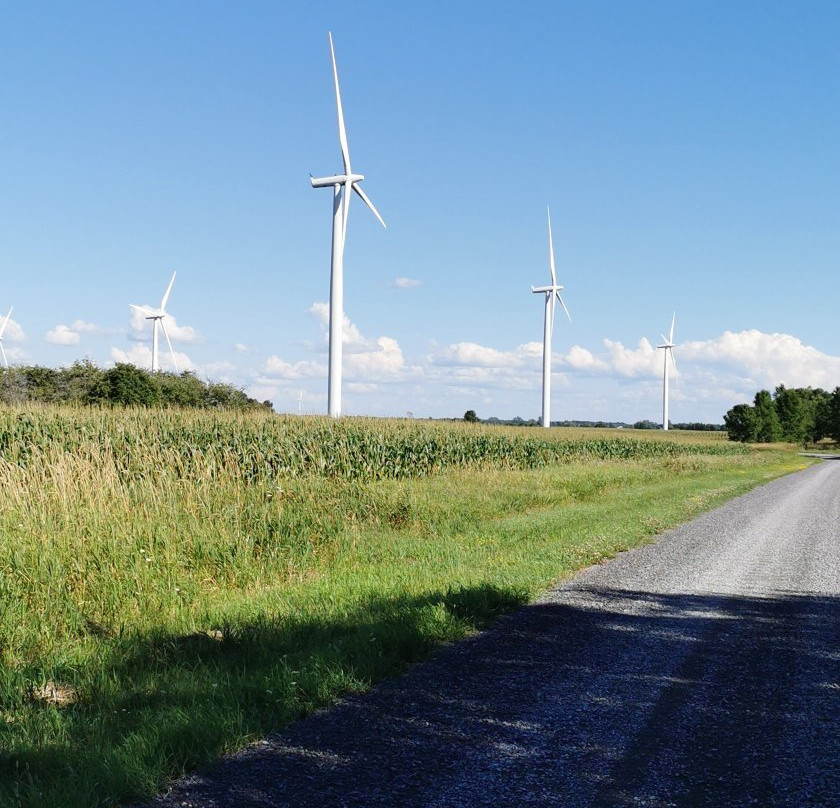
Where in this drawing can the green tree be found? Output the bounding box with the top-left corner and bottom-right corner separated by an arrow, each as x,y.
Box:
801,387 -> 830,443
813,389 -> 833,441
773,385 -> 806,442
57,360 -> 106,404
0,367 -> 29,405
824,387 -> 840,443
157,371 -> 206,407
754,390 -> 782,442
23,366 -> 59,403
463,409 -> 478,423
724,403 -> 759,442
102,364 -> 161,406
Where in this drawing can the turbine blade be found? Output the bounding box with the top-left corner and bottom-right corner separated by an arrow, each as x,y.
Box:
547,207 -> 557,286
160,320 -> 179,374
353,183 -> 387,228
160,271 -> 176,311
670,348 -> 678,373
660,334 -> 669,345
0,307 -> 12,339
556,291 -> 572,323
669,311 -> 676,343
0,342 -> 7,368
329,32 -> 351,175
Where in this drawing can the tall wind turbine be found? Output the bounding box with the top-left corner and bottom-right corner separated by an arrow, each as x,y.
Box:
532,209 -> 571,428
657,313 -> 677,430
130,272 -> 179,373
0,307 -> 14,368
310,32 -> 386,418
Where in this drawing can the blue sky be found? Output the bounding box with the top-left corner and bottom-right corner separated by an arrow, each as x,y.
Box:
2,1 -> 840,422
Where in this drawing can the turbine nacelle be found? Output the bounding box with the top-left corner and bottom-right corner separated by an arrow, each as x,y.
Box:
130,304 -> 165,321
309,172 -> 366,188
531,284 -> 565,294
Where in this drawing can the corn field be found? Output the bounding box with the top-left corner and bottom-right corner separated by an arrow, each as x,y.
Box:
0,406 -> 742,484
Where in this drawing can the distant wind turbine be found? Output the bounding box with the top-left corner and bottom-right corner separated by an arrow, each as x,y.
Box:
130,272 -> 179,373
657,313 -> 677,430
310,32 -> 386,418
531,209 -> 571,428
298,389 -> 303,415
0,307 -> 13,368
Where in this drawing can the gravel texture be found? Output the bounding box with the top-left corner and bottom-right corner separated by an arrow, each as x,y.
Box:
138,461 -> 840,807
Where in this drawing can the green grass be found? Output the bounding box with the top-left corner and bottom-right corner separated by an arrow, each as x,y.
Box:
0,406 -> 808,807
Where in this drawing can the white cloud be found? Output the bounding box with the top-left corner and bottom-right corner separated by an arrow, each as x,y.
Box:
549,330 -> 840,392
435,342 -> 527,369
679,330 -> 840,390
2,345 -> 28,363
110,344 -> 195,373
263,356 -> 327,380
309,302 -> 370,349
205,361 -> 236,380
390,277 -> 422,289
560,344 -> 610,372
345,336 -> 403,378
306,302 -> 405,380
233,342 -> 251,354
247,383 -> 281,402
424,341 -> 546,391
248,323 -> 840,422
46,319 -> 110,346
1,317 -> 25,342
46,325 -> 80,345
70,319 -> 99,334
128,306 -> 201,343
603,337 -> 660,377
347,382 -> 380,393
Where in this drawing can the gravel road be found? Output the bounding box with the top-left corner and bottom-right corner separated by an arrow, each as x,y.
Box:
141,460 -> 840,807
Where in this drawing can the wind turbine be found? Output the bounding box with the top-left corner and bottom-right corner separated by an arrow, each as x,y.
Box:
310,32 -> 386,418
657,313 -> 677,430
130,272 -> 179,373
298,389 -> 303,415
0,307 -> 13,368
531,209 -> 571,428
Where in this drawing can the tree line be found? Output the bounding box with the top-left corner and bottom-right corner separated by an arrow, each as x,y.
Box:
724,385 -> 840,444
631,420 -> 724,431
468,412 -> 724,431
0,361 -> 273,411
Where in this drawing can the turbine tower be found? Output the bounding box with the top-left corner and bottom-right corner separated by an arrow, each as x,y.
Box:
0,307 -> 14,368
130,272 -> 179,373
310,32 -> 386,418
657,313 -> 677,430
531,208 -> 571,428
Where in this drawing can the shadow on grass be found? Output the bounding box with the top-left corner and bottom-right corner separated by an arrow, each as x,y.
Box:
133,587 -> 838,808
1,583 -> 529,808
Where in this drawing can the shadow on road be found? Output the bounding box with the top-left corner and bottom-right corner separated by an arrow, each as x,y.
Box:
135,587 -> 840,807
